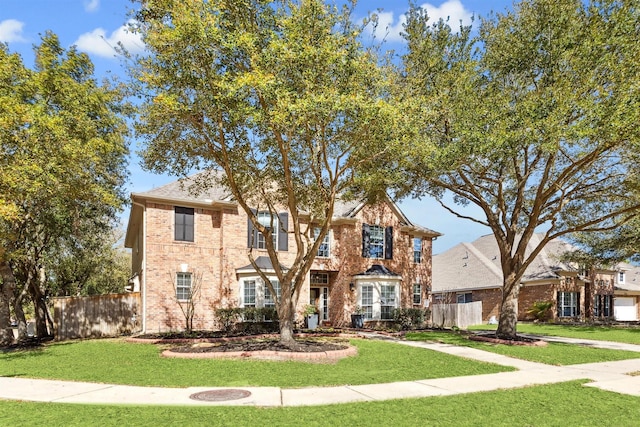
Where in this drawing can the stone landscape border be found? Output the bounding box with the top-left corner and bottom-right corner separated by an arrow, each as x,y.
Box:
161,343 -> 358,361
126,332 -> 362,362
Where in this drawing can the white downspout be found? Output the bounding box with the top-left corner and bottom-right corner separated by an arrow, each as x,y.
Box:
132,200 -> 147,333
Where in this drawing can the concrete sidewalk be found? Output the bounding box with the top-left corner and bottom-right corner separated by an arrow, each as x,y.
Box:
1,336 -> 639,406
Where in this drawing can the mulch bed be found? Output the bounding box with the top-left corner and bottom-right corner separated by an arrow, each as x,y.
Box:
0,337 -> 51,353
469,332 -> 547,346
127,330 -> 361,361
170,338 -> 348,354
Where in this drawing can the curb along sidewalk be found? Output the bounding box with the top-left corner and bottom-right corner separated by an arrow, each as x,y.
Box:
1,335 -> 640,406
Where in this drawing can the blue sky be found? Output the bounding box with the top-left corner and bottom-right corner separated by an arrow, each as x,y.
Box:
1,0 -> 514,253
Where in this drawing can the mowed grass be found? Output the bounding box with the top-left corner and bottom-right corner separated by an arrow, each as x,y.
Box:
0,338 -> 510,387
1,381 -> 639,427
406,330 -> 640,365
468,322 -> 640,344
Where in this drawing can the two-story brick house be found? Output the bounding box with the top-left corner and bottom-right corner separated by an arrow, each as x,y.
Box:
124,173 -> 441,333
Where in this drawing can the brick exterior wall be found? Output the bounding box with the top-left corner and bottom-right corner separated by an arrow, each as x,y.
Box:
131,199 -> 435,332
468,275 -> 616,323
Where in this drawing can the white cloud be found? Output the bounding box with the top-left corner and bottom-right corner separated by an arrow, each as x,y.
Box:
369,0 -> 473,43
0,19 -> 26,43
84,0 -> 100,13
73,21 -> 144,59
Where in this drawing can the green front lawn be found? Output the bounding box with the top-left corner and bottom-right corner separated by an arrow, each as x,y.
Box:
468,323 -> 640,344
1,381 -> 638,426
406,330 -> 640,365
0,338 -> 510,387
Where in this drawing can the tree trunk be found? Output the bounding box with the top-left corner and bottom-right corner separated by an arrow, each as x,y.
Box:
28,274 -> 51,338
496,273 -> 519,339
278,293 -> 296,346
13,290 -> 29,342
585,266 -> 596,320
0,262 -> 15,346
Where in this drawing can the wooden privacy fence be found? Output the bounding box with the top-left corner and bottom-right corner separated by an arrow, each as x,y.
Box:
431,301 -> 482,329
53,292 -> 141,341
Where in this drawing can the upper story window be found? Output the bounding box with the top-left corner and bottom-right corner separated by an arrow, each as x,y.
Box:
619,272 -> 625,283
413,238 -> 422,263
362,224 -> 393,259
257,212 -> 277,249
175,207 -> 194,242
247,210 -> 288,251
314,228 -> 331,258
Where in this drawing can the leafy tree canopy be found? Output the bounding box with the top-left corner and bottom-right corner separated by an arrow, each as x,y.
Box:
397,0 -> 640,337
0,32 -> 130,341
132,0 -> 400,343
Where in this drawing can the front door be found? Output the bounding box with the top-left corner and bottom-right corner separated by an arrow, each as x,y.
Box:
310,287 -> 329,321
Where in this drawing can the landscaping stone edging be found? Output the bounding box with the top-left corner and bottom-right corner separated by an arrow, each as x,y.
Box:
161,344 -> 358,361
126,332 -> 363,362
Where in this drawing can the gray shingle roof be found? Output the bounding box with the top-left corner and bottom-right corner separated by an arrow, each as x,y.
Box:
237,256 -> 288,272
131,171 -> 439,236
355,264 -> 400,277
616,263 -> 640,292
432,233 -> 579,293
133,170 -> 230,204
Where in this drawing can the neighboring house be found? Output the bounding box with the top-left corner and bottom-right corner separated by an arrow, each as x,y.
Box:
613,263 -> 640,321
432,233 -> 619,323
124,172 -> 441,333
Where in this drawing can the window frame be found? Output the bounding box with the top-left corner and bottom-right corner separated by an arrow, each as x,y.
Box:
594,294 -> 612,317
361,285 -> 374,320
413,238 -> 422,263
257,211 -> 278,250
174,206 -> 194,242
413,284 -> 422,305
314,228 -> 331,258
358,282 -> 400,320
264,280 -> 281,308
456,292 -> 472,304
380,285 -> 397,320
310,272 -> 329,285
176,272 -> 192,301
368,225 -> 385,259
558,291 -> 580,317
243,280 -> 257,308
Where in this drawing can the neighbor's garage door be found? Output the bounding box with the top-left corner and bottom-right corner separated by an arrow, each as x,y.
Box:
614,297 -> 638,321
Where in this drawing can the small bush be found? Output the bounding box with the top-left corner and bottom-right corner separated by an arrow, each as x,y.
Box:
237,320 -> 280,334
527,301 -> 554,322
392,308 -> 427,330
214,308 -> 242,332
214,307 -> 278,332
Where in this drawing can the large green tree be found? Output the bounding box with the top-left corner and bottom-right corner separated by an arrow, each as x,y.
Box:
398,0 -> 640,338
132,0 -> 398,344
46,226 -> 131,298
0,33 -> 129,343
